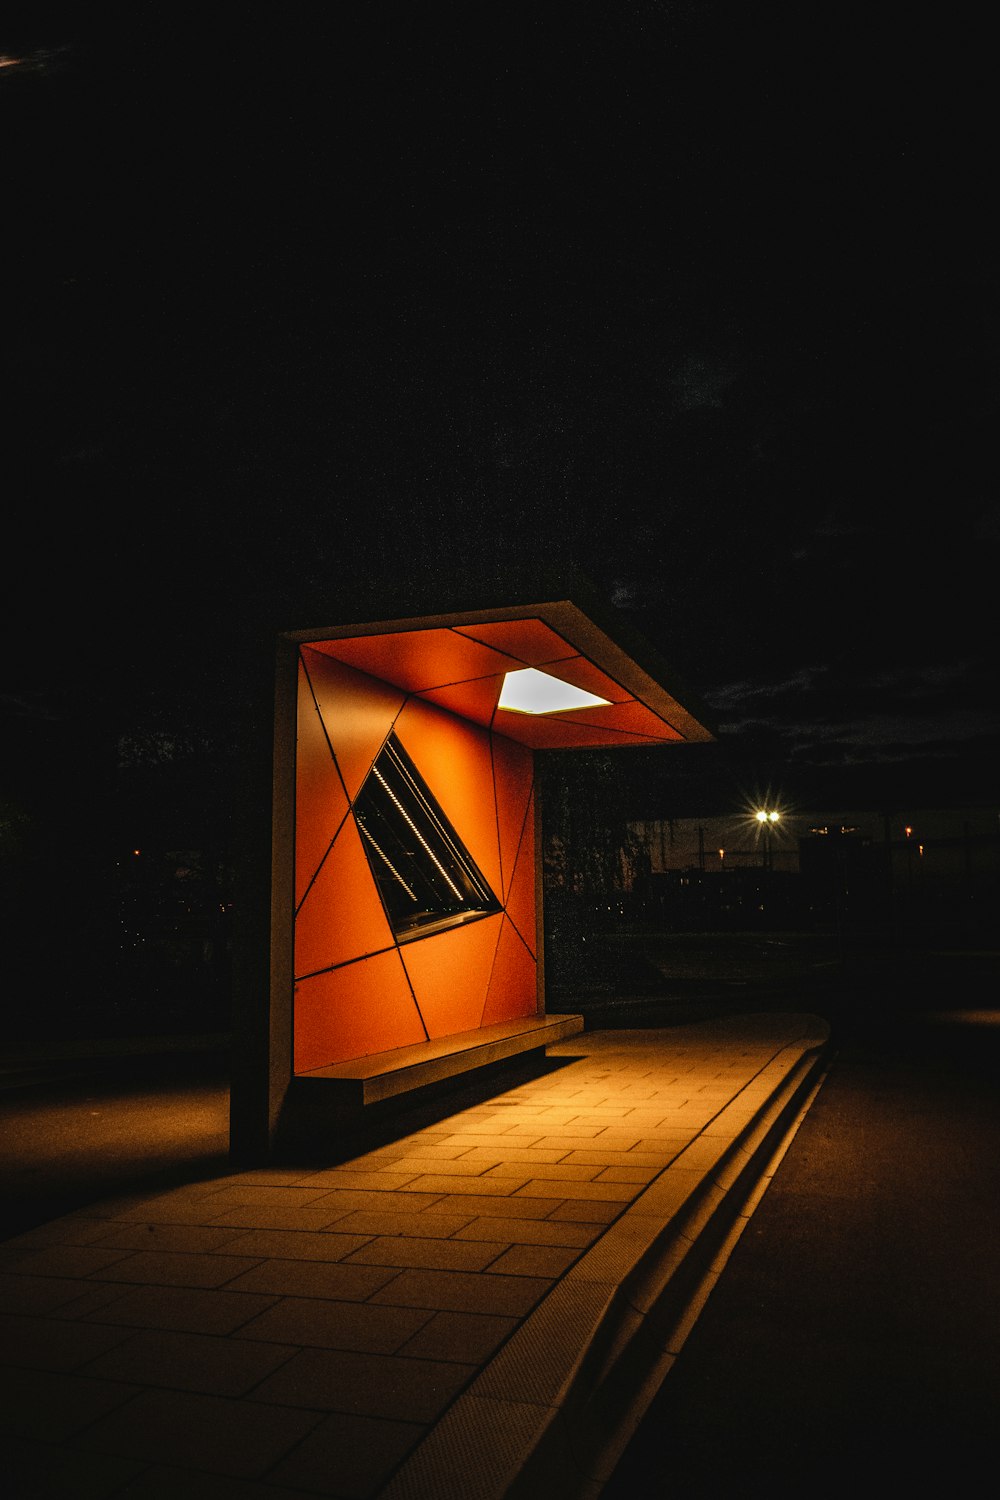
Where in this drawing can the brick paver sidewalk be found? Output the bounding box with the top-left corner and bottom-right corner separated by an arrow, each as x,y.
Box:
1,1013 -> 830,1499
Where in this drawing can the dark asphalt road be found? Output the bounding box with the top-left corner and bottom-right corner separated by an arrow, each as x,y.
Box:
602,1002 -> 1000,1496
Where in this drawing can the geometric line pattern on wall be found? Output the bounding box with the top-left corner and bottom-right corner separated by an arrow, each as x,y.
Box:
294,645 -> 538,1071
305,616 -> 686,750
399,912 -> 504,1038
294,657 -> 351,909
502,807 -> 536,958
294,814 -> 397,979
293,949 -> 427,1075
394,696 -> 503,900
491,733 -> 534,905
300,646 -> 407,800
482,913 -> 540,1028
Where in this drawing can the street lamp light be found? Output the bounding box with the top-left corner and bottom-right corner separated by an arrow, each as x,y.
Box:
755,808 -> 780,870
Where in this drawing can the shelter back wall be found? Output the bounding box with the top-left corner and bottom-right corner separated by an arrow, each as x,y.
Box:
293,646 -> 538,1072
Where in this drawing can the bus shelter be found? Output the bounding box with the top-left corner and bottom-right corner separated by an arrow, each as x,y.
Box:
231,592 -> 715,1158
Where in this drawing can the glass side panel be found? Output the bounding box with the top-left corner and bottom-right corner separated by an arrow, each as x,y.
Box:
353,733 -> 501,942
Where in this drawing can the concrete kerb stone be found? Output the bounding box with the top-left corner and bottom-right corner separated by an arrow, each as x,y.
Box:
537,1024 -> 832,1497
380,1015 -> 832,1500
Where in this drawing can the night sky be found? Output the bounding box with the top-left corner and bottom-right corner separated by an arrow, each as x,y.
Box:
4,8 -> 998,817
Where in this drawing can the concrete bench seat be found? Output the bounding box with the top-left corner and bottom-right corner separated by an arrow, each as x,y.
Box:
295,1012 -> 586,1106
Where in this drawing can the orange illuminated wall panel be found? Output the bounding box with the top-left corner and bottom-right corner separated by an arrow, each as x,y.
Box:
293,645 -> 538,1073
294,950 -> 428,1076
482,916 -> 538,1027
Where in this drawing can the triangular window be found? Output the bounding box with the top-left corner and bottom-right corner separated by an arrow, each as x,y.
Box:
354,733 -> 501,942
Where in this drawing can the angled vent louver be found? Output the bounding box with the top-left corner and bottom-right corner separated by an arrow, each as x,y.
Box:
353,733 -> 501,942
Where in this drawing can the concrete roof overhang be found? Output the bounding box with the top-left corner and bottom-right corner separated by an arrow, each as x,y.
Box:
285,598 -> 716,751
